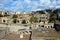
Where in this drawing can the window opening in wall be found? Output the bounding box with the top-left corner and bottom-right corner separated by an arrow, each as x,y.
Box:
51,26 -> 52,28
3,20 -> 5,23
39,20 -> 41,22
17,20 -> 19,23
41,25 -> 44,27
5,12 -> 7,15
39,25 -> 40,27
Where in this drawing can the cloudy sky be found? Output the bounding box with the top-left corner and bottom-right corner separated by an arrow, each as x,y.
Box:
0,0 -> 60,11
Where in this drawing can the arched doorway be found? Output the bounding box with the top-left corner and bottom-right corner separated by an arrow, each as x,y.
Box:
3,20 -> 6,23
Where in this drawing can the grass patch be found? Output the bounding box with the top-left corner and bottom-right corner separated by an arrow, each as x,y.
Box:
36,34 -> 60,38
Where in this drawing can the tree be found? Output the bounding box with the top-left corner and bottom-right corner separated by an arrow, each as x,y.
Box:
53,9 -> 58,20
45,9 -> 57,23
5,12 -> 7,15
45,9 -> 52,13
36,10 -> 45,14
22,20 -> 26,24
12,14 -> 18,18
53,9 -> 60,14
29,16 -> 38,23
13,19 -> 17,23
0,11 -> 3,17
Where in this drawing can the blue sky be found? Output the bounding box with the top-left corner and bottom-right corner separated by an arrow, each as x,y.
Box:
0,0 -> 60,12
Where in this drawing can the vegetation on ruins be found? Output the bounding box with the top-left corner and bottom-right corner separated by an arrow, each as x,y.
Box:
22,20 -> 26,24
12,14 -> 18,18
29,15 -> 38,23
13,19 -> 17,23
12,14 -> 18,23
0,11 -> 3,17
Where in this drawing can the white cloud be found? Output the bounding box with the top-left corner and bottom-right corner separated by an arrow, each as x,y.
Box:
56,6 -> 60,8
0,0 -> 60,11
24,0 -> 31,4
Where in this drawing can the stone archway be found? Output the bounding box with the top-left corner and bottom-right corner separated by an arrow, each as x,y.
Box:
3,20 -> 5,23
